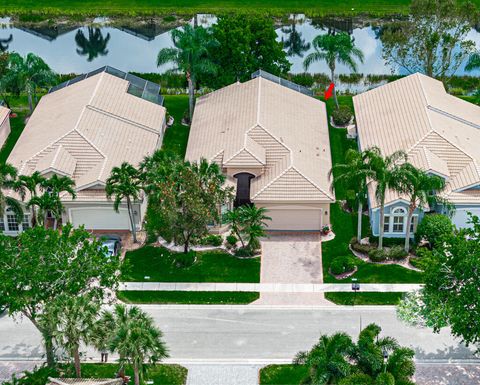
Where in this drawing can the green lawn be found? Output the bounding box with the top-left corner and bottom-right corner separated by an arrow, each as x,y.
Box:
260,364 -> 307,385
1,1 -> 424,17
121,245 -> 260,282
162,95 -> 190,158
62,363 -> 187,385
325,292 -> 405,305
0,95 -> 31,163
118,290 -> 260,304
322,96 -> 424,284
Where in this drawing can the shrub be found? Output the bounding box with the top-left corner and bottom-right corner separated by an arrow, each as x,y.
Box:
410,247 -> 433,270
226,235 -> 238,247
415,214 -> 454,248
389,245 -> 408,260
368,248 -> 388,262
235,247 -> 255,258
331,105 -> 352,126
289,73 -> 315,87
174,251 -> 196,268
350,240 -> 374,254
330,256 -> 356,275
369,236 -> 409,248
200,234 -> 223,247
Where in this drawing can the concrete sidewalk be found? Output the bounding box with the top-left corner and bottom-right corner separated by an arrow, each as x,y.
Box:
120,282 -> 422,292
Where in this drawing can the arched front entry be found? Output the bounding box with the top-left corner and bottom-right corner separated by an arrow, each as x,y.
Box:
233,172 -> 255,207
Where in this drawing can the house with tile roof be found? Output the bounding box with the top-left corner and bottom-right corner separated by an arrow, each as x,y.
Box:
185,72 -> 335,231
353,73 -> 480,236
0,106 -> 10,150
2,67 -> 166,235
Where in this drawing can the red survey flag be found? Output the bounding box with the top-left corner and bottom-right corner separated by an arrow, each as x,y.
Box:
324,82 -> 335,100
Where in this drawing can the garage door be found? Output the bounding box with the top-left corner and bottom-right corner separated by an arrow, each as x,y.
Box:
70,208 -> 131,230
451,208 -> 480,229
267,209 -> 323,231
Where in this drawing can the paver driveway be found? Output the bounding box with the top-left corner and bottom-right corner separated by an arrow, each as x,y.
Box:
259,233 -> 323,284
254,233 -> 331,305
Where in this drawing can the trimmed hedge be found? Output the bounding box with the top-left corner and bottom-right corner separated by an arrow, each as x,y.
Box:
200,234 -> 223,247
414,214 -> 454,248
330,255 -> 356,275
331,105 -> 352,126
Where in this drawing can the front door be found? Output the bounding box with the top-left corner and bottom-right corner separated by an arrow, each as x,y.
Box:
234,173 -> 254,207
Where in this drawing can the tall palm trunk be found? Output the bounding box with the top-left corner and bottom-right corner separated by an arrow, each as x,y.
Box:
404,203 -> 415,252
187,72 -> 195,123
133,363 -> 140,385
329,65 -> 339,109
378,197 -> 386,250
357,201 -> 363,242
126,197 -> 137,243
31,204 -> 37,227
27,91 -> 34,115
73,346 -> 81,378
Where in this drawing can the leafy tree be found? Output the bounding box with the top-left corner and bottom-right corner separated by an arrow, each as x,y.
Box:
107,304 -> 169,385
1,52 -> 57,114
106,162 -> 142,243
75,27 -> 111,62
395,163 -> 448,251
142,151 -> 233,253
208,14 -> 291,88
44,294 -> 100,377
0,224 -> 120,367
294,332 -> 354,384
303,32 -> 363,108
365,147 -> 407,250
414,213 -> 454,248
398,214 -> 480,348
380,0 -> 478,79
13,171 -> 47,227
157,24 -> 218,121
0,163 -> 23,222
0,34 -> 12,52
330,149 -> 373,242
465,50 -> 480,72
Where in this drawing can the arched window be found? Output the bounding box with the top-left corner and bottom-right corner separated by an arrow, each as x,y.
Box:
391,207 -> 406,233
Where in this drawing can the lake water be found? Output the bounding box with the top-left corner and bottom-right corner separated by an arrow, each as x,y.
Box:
0,15 -> 479,78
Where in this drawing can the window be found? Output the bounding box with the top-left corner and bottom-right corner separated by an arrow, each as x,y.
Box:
0,217 -> 4,231
391,207 -> 406,233
21,215 -> 30,230
383,216 -> 390,232
6,214 -> 19,232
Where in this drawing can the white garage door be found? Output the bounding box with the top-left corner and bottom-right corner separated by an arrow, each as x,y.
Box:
70,208 -> 131,230
267,209 -> 323,231
451,208 -> 480,229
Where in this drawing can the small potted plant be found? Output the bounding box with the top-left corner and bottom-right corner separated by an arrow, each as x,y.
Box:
322,225 -> 330,235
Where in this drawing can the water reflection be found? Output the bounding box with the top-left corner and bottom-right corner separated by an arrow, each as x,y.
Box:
75,27 -> 111,62
281,15 -> 310,58
0,15 -> 478,77
0,34 -> 12,52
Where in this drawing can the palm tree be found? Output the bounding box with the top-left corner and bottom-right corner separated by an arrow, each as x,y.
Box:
75,27 -> 111,62
2,52 -> 57,114
303,32 -> 364,108
365,147 -> 407,250
0,34 -> 13,52
238,205 -> 271,252
330,149 -> 373,242
294,332 -> 354,384
106,163 -> 142,243
224,209 -> 245,248
0,163 -> 23,223
27,192 -> 63,229
396,163 -> 448,252
157,24 -> 218,121
13,171 -> 46,227
46,294 -> 100,378
465,50 -> 480,72
108,304 -> 168,385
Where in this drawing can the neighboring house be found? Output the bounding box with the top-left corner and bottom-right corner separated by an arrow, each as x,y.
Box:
354,73 -> 480,236
2,66 -> 166,235
0,106 -> 10,150
185,71 -> 335,231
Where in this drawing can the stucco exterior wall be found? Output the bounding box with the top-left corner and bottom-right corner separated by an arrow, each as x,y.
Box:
370,201 -> 424,238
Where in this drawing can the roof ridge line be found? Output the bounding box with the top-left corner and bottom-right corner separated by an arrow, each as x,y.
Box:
422,146 -> 432,170
248,123 -> 294,164
256,76 -> 261,126
427,104 -> 480,130
243,145 -> 266,165
209,149 -> 224,164
405,129 -> 435,156
85,105 -> 160,134
290,165 -> 335,201
251,165 -> 291,199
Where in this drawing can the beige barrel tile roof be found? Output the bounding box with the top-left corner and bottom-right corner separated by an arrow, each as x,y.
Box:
354,73 -> 480,207
186,76 -> 334,203
7,70 -> 166,201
